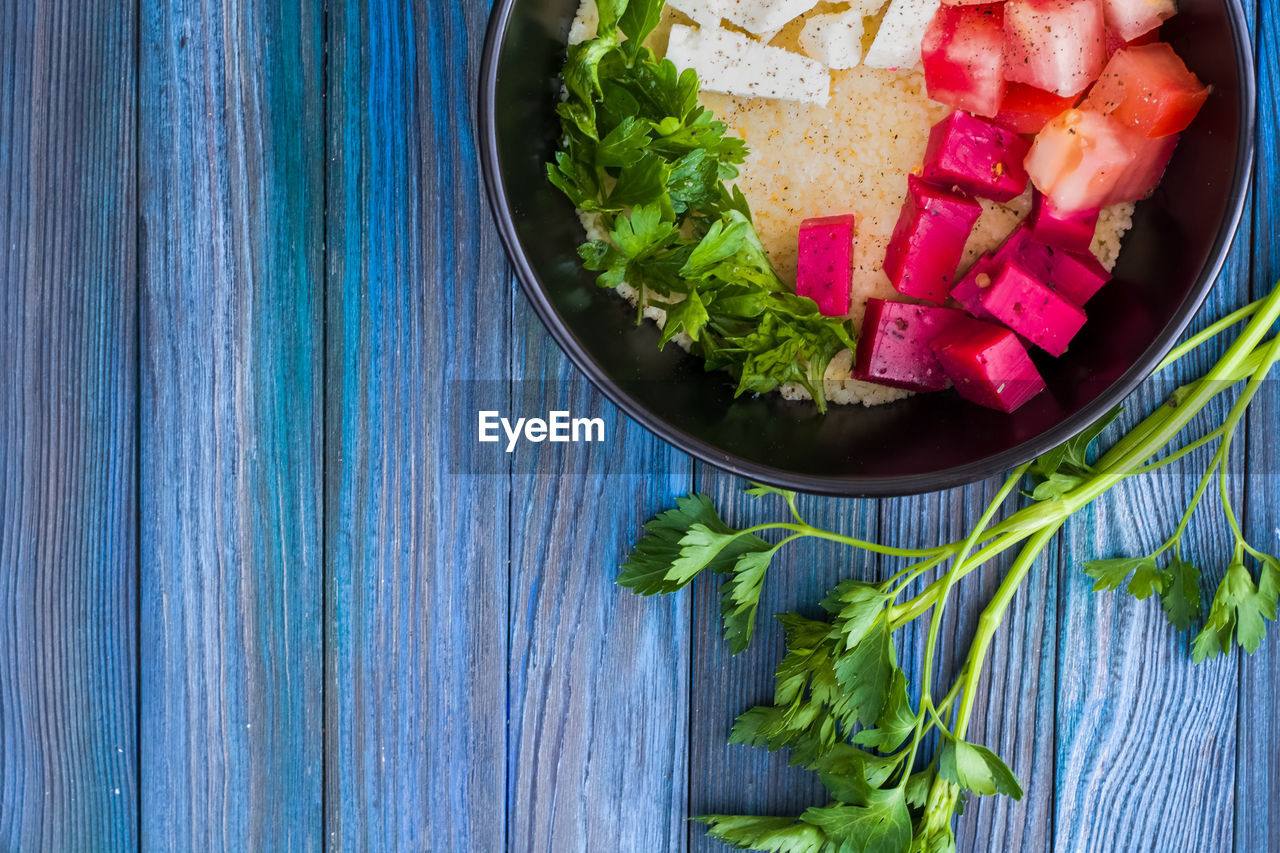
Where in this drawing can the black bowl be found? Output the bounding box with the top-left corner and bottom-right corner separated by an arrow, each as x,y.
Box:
478,0 -> 1255,497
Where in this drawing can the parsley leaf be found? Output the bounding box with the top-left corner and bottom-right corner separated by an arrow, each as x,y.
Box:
1083,556 -> 1160,597
1027,407 -> 1122,500
618,0 -> 664,44
799,788 -> 912,852
1193,557 -> 1278,661
720,548 -> 779,654
938,740 -> 1023,800
548,13 -> 857,412
695,815 -> 827,853
1159,555 -> 1202,630
618,493 -> 769,594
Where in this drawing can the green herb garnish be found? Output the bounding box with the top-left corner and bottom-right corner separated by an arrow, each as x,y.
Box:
619,282 -> 1280,851
548,0 -> 856,409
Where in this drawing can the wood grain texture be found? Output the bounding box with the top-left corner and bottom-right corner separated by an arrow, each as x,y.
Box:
1237,0 -> 1280,845
506,322 -> 694,852
0,2 -> 138,850
1051,198 -> 1255,852
323,1 -> 510,849
138,1 -> 325,849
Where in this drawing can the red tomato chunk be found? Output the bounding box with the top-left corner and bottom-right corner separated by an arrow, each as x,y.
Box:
1084,42 -> 1210,137
1025,108 -> 1138,212
923,3 -> 1007,117
1101,0 -> 1176,42
1003,0 -> 1107,98
993,83 -> 1078,134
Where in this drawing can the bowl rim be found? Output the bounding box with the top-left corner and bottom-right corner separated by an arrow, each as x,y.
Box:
477,0 -> 1258,498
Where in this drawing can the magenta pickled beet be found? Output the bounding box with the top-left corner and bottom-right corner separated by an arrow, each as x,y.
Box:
852,298 -> 969,392
950,255 -> 1001,322
1027,191 -> 1099,253
883,175 -> 983,304
796,214 -> 856,316
999,220 -> 1110,306
922,111 -> 1031,202
931,321 -> 1046,412
979,262 -> 1087,356
993,224 -> 1054,278
989,223 -> 1111,307
1047,249 -> 1110,306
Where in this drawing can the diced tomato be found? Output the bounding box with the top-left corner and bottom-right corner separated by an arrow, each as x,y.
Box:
1106,132 -> 1179,203
1025,108 -> 1140,212
1003,0 -> 1107,98
1101,0 -> 1175,42
923,4 -> 1007,117
1103,26 -> 1157,58
993,83 -> 1078,134
1083,43 -> 1210,137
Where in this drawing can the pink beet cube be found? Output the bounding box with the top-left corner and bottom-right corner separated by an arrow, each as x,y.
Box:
1027,192 -> 1099,253
979,262 -> 1087,356
852,299 -> 969,392
991,223 -> 1110,305
797,214 -> 856,316
931,322 -> 1047,412
1046,249 -> 1110,306
883,176 -> 983,304
951,255 -> 1001,322
922,111 -> 1031,202
992,225 -> 1054,279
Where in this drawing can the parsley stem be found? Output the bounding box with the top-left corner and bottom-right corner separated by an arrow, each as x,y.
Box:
1127,424 -> 1228,478
903,465 -> 1029,779
951,523 -> 1063,741
885,553 -> 952,603
924,699 -> 954,739
1095,284 -> 1280,475
738,522 -> 953,559
1155,297 -> 1266,372
890,531 -> 1029,627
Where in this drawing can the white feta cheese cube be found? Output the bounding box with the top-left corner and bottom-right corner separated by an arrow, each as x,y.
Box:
664,23 -> 831,106
799,10 -> 866,70
567,0 -> 599,44
717,0 -> 823,36
667,0 -> 725,26
863,0 -> 941,69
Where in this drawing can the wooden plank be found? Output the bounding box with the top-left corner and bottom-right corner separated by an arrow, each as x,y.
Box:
1051,183 -> 1255,853
0,2 -> 138,850
505,328 -> 694,851
687,470 -> 881,849
137,1 -> 324,849
1237,0 -> 1279,845
323,1 -> 509,848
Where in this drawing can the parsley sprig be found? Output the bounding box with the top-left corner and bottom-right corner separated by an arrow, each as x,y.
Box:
548,0 -> 857,409
619,281 -> 1280,851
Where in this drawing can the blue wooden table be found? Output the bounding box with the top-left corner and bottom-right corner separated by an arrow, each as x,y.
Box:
0,1 -> 1276,850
